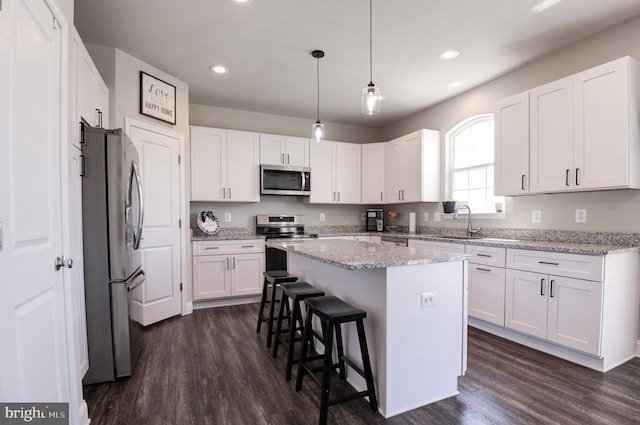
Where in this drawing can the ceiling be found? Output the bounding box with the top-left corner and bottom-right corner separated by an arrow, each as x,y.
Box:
74,0 -> 640,128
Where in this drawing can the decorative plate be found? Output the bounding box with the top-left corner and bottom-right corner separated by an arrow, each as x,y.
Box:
197,211 -> 220,235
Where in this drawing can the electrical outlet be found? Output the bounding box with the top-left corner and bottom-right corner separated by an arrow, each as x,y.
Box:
423,212 -> 429,221
575,209 -> 587,224
421,291 -> 438,308
361,213 -> 366,221
320,213 -> 325,222
532,210 -> 541,224
434,212 -> 441,222
224,213 -> 231,222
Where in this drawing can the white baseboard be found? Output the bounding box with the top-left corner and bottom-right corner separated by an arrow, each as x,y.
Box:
193,295 -> 261,310
636,339 -> 640,357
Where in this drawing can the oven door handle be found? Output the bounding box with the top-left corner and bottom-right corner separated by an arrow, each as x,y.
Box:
301,172 -> 305,191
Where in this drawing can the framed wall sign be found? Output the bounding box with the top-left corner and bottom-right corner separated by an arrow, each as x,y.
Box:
139,71 -> 176,124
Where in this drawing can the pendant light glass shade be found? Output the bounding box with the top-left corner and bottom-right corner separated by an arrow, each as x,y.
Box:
313,120 -> 324,143
311,50 -> 325,143
362,83 -> 381,115
362,0 -> 381,116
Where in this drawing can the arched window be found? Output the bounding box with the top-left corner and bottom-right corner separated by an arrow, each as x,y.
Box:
447,114 -> 504,213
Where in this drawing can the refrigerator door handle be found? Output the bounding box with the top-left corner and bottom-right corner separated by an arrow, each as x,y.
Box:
127,268 -> 146,292
129,161 -> 145,250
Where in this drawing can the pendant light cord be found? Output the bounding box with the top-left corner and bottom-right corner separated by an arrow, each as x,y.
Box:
317,55 -> 320,122
369,0 -> 373,84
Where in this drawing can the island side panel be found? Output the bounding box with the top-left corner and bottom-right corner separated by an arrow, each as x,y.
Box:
385,261 -> 466,416
286,252 -> 390,416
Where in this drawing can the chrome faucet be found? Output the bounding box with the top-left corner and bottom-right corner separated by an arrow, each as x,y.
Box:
454,203 -> 481,237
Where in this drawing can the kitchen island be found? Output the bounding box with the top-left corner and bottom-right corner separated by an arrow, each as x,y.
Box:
266,238 -> 470,418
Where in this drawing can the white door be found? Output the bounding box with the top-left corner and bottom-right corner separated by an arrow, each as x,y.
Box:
335,142 -> 361,204
284,136 -> 310,167
504,269 -> 548,339
361,143 -> 385,204
0,0 -> 71,402
190,126 -> 225,201
310,141 -> 336,203
126,119 -> 183,326
494,92 -> 530,195
230,254 -> 264,296
226,130 -> 260,202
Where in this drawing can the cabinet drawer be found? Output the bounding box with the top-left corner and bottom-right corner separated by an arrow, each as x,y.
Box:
193,240 -> 265,256
466,245 -> 506,267
506,248 -> 603,281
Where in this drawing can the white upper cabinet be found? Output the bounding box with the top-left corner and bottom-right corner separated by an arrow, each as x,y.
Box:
310,140 -> 361,204
495,56 -> 640,196
260,133 -> 310,167
385,129 -> 440,204
361,142 -> 385,204
529,77 -> 574,193
190,126 -> 260,202
573,57 -> 640,190
495,92 -> 530,195
74,29 -> 108,129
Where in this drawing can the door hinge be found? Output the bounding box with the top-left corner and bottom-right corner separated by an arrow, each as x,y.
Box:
179,282 -> 183,291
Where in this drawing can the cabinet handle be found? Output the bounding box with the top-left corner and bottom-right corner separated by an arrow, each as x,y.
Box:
337,192 -> 341,202
222,188 -> 226,199
96,109 -> 103,128
281,153 -> 285,164
241,245 -> 254,248
538,261 -> 559,266
286,154 -> 290,164
477,253 -> 492,258
380,192 -> 383,202
398,190 -> 401,200
204,246 -> 219,250
540,278 -> 545,296
476,267 -> 491,272
232,257 -> 236,269
228,187 -> 231,199
565,169 -> 571,186
401,189 -> 405,200
225,258 -> 229,269
550,280 -> 555,298
521,174 -> 526,191
575,168 -> 580,186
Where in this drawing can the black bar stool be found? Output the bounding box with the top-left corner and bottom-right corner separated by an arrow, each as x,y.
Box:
295,295 -> 378,425
256,270 -> 298,348
272,281 -> 325,380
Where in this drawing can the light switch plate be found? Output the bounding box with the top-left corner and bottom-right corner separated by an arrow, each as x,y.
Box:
320,213 -> 325,222
434,212 -> 441,222
423,212 -> 429,222
224,213 -> 231,222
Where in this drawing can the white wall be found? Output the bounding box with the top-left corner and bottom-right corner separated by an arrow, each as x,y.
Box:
381,15 -> 640,234
190,103 -> 382,144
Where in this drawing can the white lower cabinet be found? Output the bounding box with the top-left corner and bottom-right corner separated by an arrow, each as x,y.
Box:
408,239 -> 466,254
466,245 -> 506,327
192,240 -> 264,300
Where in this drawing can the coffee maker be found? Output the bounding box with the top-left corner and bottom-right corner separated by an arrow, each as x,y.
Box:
365,208 -> 384,232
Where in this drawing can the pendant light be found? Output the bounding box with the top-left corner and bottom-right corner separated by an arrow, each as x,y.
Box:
362,0 -> 381,115
311,49 -> 325,143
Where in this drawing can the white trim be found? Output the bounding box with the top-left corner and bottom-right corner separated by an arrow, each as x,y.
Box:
193,295 -> 261,310
636,339 -> 640,357
123,117 -> 190,318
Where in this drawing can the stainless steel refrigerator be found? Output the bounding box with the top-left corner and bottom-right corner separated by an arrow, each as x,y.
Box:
80,124 -> 145,385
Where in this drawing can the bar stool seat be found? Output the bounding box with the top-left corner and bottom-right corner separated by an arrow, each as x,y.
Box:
256,270 -> 298,348
295,295 -> 378,425
272,281 -> 325,380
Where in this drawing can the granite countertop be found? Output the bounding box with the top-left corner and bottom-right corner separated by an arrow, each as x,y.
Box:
192,227 -> 640,255
266,238 -> 470,270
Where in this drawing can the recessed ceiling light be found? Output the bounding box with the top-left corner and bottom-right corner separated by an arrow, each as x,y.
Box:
209,65 -> 228,74
232,0 -> 252,4
439,50 -> 460,60
448,81 -> 464,88
531,0 -> 562,14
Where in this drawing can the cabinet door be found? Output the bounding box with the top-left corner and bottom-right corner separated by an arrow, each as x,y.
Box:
192,255 -> 231,300
505,269 -> 548,339
226,130 -> 260,202
362,142 -> 385,203
385,138 -> 404,203
285,136 -> 310,167
530,77 -> 574,193
574,57 -> 631,190
399,132 -> 423,202
468,264 -> 505,326
94,76 -> 108,128
190,126 -> 225,201
546,275 -> 602,356
495,92 -> 530,195
310,141 -> 336,203
77,47 -> 96,125
259,133 -> 285,165
335,142 -> 361,204
230,253 -> 264,296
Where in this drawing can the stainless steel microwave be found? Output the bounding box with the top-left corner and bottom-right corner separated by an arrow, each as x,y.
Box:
260,164 -> 311,196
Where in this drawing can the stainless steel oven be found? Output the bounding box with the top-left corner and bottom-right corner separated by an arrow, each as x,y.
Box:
256,214 -> 317,271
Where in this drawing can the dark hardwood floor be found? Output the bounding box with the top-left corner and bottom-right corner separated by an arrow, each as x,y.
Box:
84,304 -> 640,424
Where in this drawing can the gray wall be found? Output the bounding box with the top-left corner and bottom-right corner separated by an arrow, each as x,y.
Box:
380,15 -> 640,234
